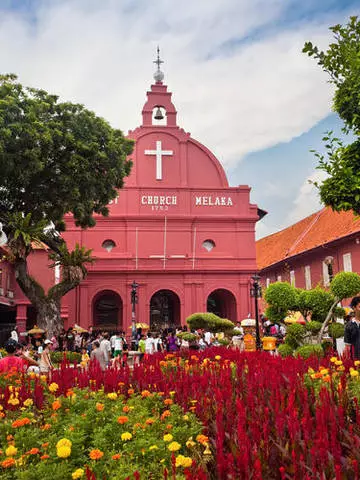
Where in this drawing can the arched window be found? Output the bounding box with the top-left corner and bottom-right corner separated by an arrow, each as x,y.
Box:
202,239 -> 216,252
102,240 -> 116,252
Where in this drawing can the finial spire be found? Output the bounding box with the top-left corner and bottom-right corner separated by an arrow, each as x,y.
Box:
153,46 -> 164,83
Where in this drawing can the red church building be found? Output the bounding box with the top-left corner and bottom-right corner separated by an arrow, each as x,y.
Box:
1,55 -> 263,335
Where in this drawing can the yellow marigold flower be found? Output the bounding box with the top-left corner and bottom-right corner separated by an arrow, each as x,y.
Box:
57,446 -> 71,458
350,369 -> 359,377
96,403 -> 104,412
307,367 -> 314,374
203,444 -> 212,455
89,449 -> 104,460
163,434 -> 173,442
40,375 -> 47,382
107,392 -> 117,400
23,398 -> 33,407
8,397 -> 19,406
335,360 -> 343,366
5,445 -> 17,457
121,432 -> 132,441
183,415 -> 189,421
176,454 -> 193,468
56,438 -> 72,449
330,357 -> 337,363
186,438 -> 196,448
355,360 -> 360,366
337,366 -> 345,372
149,445 -> 158,451
169,391 -> 176,396
319,368 -> 329,375
215,355 -> 221,360
72,469 -> 84,479
168,441 -> 181,452
141,390 -> 151,398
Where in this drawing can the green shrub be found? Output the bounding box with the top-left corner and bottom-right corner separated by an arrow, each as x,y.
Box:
186,313 -> 234,333
328,322 -> 345,339
298,287 -> 335,322
265,282 -> 298,310
305,321 -> 322,334
277,344 -> 294,357
176,332 -> 198,342
295,344 -> 324,359
217,338 -> 230,346
330,272 -> 360,300
264,305 -> 287,324
50,351 -> 82,364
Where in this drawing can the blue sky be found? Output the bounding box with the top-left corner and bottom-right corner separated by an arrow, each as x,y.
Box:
0,0 -> 358,238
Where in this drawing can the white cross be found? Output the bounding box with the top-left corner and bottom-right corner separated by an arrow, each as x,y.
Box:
144,140 -> 173,180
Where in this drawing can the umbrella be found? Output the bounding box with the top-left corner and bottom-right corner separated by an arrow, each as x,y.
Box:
128,323 -> 150,330
73,324 -> 88,333
27,325 -> 45,335
284,312 -> 306,325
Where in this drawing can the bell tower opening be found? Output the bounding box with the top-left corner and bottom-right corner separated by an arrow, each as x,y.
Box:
152,106 -> 167,126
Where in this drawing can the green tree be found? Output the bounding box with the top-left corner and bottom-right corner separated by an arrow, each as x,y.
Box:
303,16 -> 360,213
264,282 -> 297,324
0,74 -> 133,335
318,271 -> 360,342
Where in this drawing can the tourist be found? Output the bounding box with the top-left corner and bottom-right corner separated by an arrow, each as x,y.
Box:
138,335 -> 146,361
74,330 -> 82,352
38,340 -> 53,373
198,334 -> 207,351
167,331 -> 179,352
344,296 -> 360,359
110,331 -> 117,356
0,340 -> 39,373
80,347 -> 90,369
65,327 -> 75,351
90,341 -> 107,371
10,326 -> 19,343
100,333 -> 111,366
204,330 -> 214,347
154,333 -> 164,352
113,333 -> 123,359
145,332 -> 155,355
57,328 -> 66,351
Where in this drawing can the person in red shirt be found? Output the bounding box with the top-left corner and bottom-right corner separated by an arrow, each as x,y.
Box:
0,340 -> 38,374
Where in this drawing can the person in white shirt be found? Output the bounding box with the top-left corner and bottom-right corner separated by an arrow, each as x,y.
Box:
110,333 -> 117,354
204,331 -> 214,346
153,334 -> 163,353
10,327 -> 18,343
145,333 -> 155,355
100,333 -> 112,365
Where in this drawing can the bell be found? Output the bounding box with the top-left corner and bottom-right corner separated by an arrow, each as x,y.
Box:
154,107 -> 164,120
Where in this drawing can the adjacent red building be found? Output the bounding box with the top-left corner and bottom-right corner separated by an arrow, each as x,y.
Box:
1,59 -> 263,334
256,207 -> 360,291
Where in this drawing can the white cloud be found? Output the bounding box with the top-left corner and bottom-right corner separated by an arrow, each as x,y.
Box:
285,170 -> 328,225
0,0 -> 352,172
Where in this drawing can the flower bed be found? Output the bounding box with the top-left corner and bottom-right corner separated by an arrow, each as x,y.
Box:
0,350 -> 360,479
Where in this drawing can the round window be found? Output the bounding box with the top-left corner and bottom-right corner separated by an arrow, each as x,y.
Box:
202,240 -> 215,252
102,240 -> 116,252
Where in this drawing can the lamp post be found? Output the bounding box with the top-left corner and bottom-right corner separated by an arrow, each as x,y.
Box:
130,281 -> 139,345
250,274 -> 262,351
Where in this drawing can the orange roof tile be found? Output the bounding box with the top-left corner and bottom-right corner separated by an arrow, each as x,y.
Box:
256,207 -> 360,270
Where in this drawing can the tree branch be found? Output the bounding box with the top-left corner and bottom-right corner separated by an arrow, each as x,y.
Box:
14,258 -> 45,307
317,299 -> 339,343
48,267 -> 85,301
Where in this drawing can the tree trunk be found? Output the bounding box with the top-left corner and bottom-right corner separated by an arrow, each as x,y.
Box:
37,299 -> 62,337
318,299 -> 339,343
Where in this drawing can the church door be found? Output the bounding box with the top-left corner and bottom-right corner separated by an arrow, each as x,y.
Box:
93,291 -> 123,331
149,290 -> 180,332
207,289 -> 237,322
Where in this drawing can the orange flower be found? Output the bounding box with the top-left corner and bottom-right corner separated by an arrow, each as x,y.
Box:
26,448 -> 40,455
164,398 -> 173,406
189,406 -> 196,412
96,403 -> 104,412
42,443 -> 49,448
141,390 -> 151,398
145,418 -> 155,425
66,389 -> 75,397
89,449 -> 104,460
323,375 -> 331,383
40,454 -> 49,461
112,454 -> 121,460
41,423 -> 51,430
1,458 -> 15,468
117,416 -> 129,425
196,434 -> 209,445
6,435 -> 14,442
52,400 -> 61,411
11,417 -> 31,428
122,405 -> 130,413
160,410 -> 171,421
166,424 -> 173,430
69,426 -> 75,431
128,388 -> 134,395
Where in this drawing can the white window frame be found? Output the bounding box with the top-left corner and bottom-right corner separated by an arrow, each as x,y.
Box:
277,275 -> 282,282
343,253 -> 352,272
304,265 -> 311,290
290,270 -> 296,287
266,278 -> 270,288
322,261 -> 330,287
